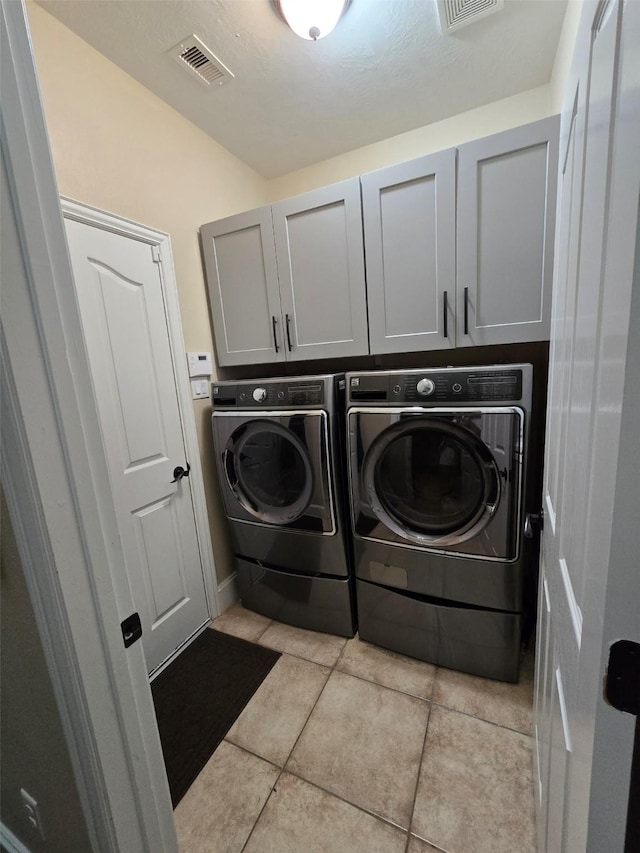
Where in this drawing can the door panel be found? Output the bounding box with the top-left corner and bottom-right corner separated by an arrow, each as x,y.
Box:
273,179 -> 369,360
65,220 -> 209,673
534,567 -> 553,843
88,261 -> 168,463
134,497 -> 189,625
545,85 -> 585,540
361,150 -> 456,353
545,664 -> 571,852
200,207 -> 285,366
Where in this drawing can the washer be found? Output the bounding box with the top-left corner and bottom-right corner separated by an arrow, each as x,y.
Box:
347,364 -> 533,681
211,374 -> 355,637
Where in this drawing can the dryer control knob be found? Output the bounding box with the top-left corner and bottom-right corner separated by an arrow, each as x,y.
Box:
416,378 -> 435,396
253,387 -> 267,403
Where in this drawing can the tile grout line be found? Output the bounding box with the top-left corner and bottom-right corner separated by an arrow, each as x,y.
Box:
238,633 -> 347,853
336,664 -> 434,703
239,764 -> 286,853
428,697 -> 533,737
227,737 -> 415,838
404,668 -> 438,853
284,767 -> 412,834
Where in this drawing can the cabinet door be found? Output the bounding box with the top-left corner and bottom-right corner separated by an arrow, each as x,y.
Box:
272,179 -> 369,361
362,149 -> 456,354
200,208 -> 285,366
457,116 -> 559,347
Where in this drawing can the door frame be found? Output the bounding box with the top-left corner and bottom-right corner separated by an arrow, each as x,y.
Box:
60,197 -> 220,643
1,1 -> 178,848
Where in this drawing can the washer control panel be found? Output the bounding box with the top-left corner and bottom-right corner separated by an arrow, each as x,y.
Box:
348,368 -> 524,405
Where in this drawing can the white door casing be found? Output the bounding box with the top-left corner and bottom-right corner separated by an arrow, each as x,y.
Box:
1,2 -> 177,848
63,204 -> 215,675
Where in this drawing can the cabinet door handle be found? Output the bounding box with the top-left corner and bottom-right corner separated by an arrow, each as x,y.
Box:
272,315 -> 279,353
464,287 -> 469,335
443,290 -> 448,339
285,313 -> 293,352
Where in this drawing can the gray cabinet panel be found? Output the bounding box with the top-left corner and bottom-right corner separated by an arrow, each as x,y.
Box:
362,150 -> 456,354
200,208 -> 284,366
457,116 -> 559,347
273,179 -> 369,361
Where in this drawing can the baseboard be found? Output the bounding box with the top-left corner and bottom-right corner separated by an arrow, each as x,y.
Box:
0,823 -> 31,853
216,572 -> 239,613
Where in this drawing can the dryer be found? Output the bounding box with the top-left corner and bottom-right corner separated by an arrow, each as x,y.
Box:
212,374 -> 355,637
347,364 -> 533,681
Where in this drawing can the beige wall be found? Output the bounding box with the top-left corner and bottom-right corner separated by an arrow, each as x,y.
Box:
549,0 -> 584,114
27,2 -> 271,586
266,84 -> 553,200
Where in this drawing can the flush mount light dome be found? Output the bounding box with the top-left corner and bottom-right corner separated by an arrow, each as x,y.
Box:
278,0 -> 348,40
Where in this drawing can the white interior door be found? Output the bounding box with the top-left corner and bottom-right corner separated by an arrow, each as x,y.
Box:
535,0 -> 640,849
64,218 -> 210,674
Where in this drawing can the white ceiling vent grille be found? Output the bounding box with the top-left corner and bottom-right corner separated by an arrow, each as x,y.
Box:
437,0 -> 504,33
169,35 -> 234,88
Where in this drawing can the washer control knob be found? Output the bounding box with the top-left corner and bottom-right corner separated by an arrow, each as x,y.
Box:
252,387 -> 267,403
416,378 -> 436,396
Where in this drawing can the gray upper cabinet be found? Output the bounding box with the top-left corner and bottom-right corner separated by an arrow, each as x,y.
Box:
201,117 -> 559,367
272,179 -> 369,361
200,207 -> 285,366
362,150 -> 456,354
202,179 -> 369,366
456,116 -> 559,347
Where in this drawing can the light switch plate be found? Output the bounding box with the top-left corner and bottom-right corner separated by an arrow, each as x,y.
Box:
191,378 -> 209,400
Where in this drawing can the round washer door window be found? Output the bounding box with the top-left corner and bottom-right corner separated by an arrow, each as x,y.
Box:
224,420 -> 314,525
365,418 -> 500,544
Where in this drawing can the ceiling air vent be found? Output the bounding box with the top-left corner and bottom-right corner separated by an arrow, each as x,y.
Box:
169,35 -> 234,88
437,0 -> 504,33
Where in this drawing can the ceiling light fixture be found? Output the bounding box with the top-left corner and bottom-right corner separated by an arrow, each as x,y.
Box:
278,0 -> 349,41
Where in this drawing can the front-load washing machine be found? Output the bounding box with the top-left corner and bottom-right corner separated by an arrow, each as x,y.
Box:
211,374 -> 355,637
347,364 -> 533,681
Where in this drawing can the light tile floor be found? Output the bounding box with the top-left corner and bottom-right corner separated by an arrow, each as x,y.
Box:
174,603 -> 536,853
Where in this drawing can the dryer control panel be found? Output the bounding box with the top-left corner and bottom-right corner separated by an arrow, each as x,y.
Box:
211,378 -> 331,410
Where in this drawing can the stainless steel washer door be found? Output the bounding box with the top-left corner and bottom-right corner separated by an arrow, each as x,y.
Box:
366,417 -> 500,544
213,411 -> 336,534
226,420 -> 314,525
349,407 -> 524,560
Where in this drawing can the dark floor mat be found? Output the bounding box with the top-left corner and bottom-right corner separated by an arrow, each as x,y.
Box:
151,628 -> 280,807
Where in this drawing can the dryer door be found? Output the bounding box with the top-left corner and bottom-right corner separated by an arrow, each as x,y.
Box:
213,411 -> 335,533
349,407 -> 523,559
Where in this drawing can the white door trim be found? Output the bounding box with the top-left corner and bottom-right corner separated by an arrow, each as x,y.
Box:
60,197 -> 220,633
1,2 -> 176,849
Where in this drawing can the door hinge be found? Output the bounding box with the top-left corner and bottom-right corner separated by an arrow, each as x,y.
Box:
151,245 -> 161,264
121,612 -> 143,648
606,640 -> 640,715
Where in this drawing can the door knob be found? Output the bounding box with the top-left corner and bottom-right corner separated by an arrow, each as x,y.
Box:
171,463 -> 191,483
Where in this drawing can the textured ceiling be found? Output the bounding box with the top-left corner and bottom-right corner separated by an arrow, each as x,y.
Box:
35,0 -> 568,178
